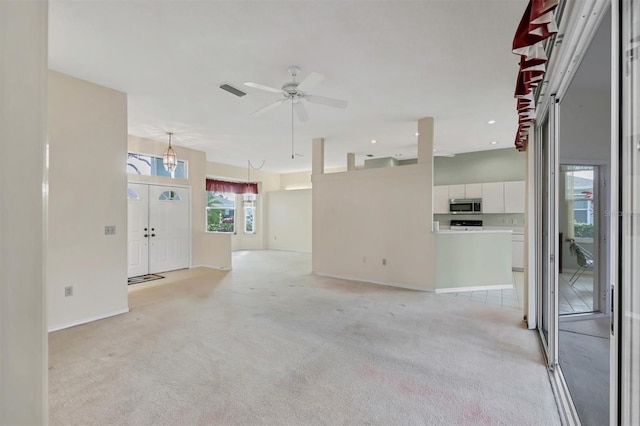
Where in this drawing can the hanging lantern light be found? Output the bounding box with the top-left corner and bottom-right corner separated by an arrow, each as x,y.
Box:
163,132 -> 178,175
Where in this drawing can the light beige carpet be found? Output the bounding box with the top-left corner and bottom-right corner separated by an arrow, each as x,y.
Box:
49,250 -> 560,425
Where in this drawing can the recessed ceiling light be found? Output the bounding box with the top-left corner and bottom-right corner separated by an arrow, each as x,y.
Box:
490,141 -> 499,145
433,148 -> 438,152
370,139 -> 377,144
415,132 -> 419,137
488,120 -> 496,124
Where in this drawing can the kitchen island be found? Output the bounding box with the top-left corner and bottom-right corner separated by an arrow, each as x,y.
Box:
434,229 -> 513,293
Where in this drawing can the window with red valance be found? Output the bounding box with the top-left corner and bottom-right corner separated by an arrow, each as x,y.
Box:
512,0 -> 559,151
205,179 -> 259,194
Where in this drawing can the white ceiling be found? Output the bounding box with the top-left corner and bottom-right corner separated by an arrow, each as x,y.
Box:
49,0 -> 526,173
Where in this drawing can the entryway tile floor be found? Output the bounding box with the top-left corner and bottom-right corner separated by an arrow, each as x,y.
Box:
441,272 -> 524,311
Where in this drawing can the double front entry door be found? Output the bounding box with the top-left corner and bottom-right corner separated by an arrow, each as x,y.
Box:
127,183 -> 190,277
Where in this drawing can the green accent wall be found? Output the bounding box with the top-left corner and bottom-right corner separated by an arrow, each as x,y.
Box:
434,148 -> 526,185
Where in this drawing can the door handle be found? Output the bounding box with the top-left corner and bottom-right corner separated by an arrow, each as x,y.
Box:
151,234 -> 156,237
144,228 -> 148,231
144,234 -> 148,238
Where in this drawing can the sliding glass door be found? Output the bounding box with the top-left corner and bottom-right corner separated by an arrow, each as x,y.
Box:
536,98 -> 559,367
619,2 -> 640,423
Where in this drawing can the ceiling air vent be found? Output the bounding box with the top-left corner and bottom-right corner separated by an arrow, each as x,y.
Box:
219,84 -> 246,97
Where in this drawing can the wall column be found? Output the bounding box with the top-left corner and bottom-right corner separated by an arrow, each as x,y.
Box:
347,152 -> 356,171
0,1 -> 48,424
417,117 -> 434,164
312,137 -> 325,175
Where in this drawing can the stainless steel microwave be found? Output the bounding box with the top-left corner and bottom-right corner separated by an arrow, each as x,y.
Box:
449,199 -> 482,214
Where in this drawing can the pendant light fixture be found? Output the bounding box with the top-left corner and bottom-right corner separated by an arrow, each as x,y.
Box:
162,132 -> 178,175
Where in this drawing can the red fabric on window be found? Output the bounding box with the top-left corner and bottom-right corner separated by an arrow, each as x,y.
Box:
511,0 -> 558,150
206,179 -> 258,194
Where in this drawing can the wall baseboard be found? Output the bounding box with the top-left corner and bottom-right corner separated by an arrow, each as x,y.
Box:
313,271 -> 432,292
48,307 -> 129,332
266,248 -> 312,254
190,264 -> 232,271
435,284 -> 513,294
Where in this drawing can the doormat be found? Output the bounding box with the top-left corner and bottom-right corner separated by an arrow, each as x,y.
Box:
128,274 -> 164,285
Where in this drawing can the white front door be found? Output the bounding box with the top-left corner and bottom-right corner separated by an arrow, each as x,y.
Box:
127,183 -> 150,277
148,185 -> 190,274
128,184 -> 190,277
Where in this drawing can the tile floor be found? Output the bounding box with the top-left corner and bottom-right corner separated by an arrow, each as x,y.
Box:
441,272 -> 524,311
440,270 -> 597,315
558,272 -> 595,314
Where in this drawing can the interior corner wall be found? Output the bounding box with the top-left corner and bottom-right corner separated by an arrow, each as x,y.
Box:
127,136 -> 215,268
279,167 -> 347,190
266,189 -> 312,252
48,71 -> 128,331
312,164 -> 435,291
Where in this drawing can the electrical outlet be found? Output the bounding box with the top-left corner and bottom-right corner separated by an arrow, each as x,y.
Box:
382,258 -> 387,266
64,286 -> 73,297
104,225 -> 116,235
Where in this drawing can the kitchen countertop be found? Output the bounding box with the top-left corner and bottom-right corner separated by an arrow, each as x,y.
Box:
434,229 -> 513,234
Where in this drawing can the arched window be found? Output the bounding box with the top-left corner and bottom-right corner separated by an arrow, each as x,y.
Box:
159,190 -> 182,201
127,188 -> 140,200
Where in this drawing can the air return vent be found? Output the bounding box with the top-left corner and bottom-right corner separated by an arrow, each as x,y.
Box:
219,84 -> 246,97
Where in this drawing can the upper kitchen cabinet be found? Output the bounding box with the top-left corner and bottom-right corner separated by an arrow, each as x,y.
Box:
448,184 -> 465,199
504,181 -> 526,213
448,184 -> 482,199
464,183 -> 482,199
433,186 -> 450,214
482,182 -> 505,213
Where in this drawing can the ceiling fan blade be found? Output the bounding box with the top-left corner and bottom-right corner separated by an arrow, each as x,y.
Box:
306,95 -> 348,109
244,82 -> 283,93
297,72 -> 324,92
251,99 -> 285,116
294,102 -> 309,122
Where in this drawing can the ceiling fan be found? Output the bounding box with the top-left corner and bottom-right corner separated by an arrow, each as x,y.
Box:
244,66 -> 347,121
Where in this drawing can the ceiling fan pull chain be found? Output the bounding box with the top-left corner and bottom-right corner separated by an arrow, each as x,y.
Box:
291,101 -> 295,159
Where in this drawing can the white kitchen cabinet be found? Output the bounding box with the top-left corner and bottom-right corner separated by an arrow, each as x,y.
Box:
504,181 -> 526,213
433,185 -> 450,214
481,182 -> 505,213
448,184 -> 465,199
512,233 -> 525,270
464,183 -> 482,199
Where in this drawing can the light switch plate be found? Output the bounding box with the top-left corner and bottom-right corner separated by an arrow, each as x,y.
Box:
105,225 -> 116,235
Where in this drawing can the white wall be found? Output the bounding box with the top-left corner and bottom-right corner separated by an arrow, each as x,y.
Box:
313,164 -> 435,290
128,136 -> 215,268
266,189 -> 312,252
559,89 -> 610,162
192,233 -> 232,269
48,71 -> 129,331
0,2 -> 48,423
280,167 -> 346,190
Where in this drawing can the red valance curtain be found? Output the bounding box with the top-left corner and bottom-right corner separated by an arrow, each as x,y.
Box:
512,0 -> 559,151
206,179 -> 259,194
